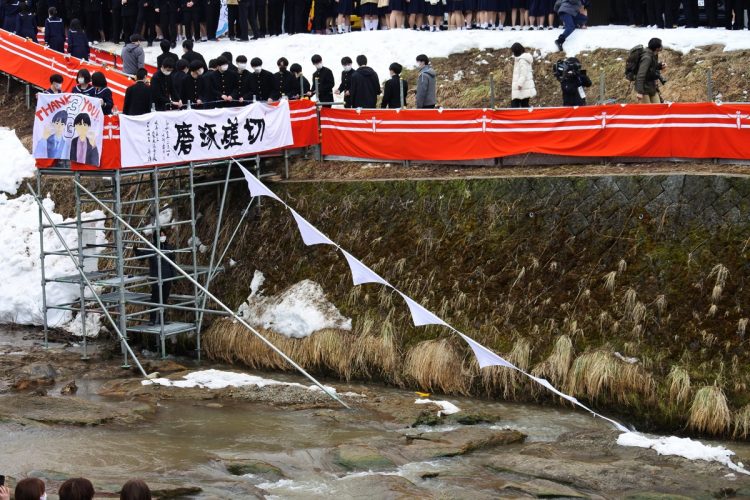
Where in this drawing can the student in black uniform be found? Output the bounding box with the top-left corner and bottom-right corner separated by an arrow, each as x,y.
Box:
235,55 -> 252,103
15,2 -> 37,41
248,57 -> 275,101
73,69 -> 95,96
157,39 -> 178,67
132,229 -> 175,325
44,7 -> 65,52
273,57 -> 296,99
157,0 -> 180,45
91,71 -> 115,114
181,0 -> 201,41
181,39 -> 207,69
124,67 -> 153,114
180,59 -> 209,107
121,0 -> 139,42
67,19 -> 91,60
381,62 -> 407,108
311,54 -> 335,105
135,0 -> 157,45
151,58 -> 181,110
110,0 -> 123,43
335,56 -> 353,108
349,54 -> 380,109
204,0 -> 220,39
44,73 -> 65,94
208,55 -> 239,106
3,0 -> 21,32
289,63 -> 310,99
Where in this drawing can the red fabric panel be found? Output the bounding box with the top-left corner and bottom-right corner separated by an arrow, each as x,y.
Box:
321,103 -> 750,161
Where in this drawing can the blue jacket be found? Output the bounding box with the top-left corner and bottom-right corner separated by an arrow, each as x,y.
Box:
44,17 -> 65,51
556,0 -> 588,16
15,12 -> 36,40
67,29 -> 90,60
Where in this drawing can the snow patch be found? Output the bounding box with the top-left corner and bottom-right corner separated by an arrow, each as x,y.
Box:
237,272 -> 351,338
104,26 -> 750,87
452,70 -> 464,81
617,432 -> 750,475
414,398 -> 461,416
141,368 -> 338,394
0,193 -> 106,326
0,128 -> 35,195
63,311 -> 103,338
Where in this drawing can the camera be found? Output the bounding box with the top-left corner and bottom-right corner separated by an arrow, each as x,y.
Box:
553,57 -> 583,81
656,62 -> 667,85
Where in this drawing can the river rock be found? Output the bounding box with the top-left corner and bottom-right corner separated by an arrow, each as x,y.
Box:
400,428 -> 525,461
12,362 -> 58,390
226,459 -> 285,479
502,478 -> 590,498
0,394 -> 150,426
334,444 -> 396,471
336,474 -> 435,499
60,380 -> 78,395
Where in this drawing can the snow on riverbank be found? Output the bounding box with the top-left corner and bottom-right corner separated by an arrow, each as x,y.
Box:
118,26 -> 750,85
618,432 -> 750,475
142,368 -> 342,393
237,271 -> 352,338
0,128 -> 35,195
0,193 -> 106,329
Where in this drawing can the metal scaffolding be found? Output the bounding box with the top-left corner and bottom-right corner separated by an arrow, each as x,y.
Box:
34,159 -> 252,365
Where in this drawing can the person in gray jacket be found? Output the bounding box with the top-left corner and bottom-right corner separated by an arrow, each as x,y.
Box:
554,0 -> 589,52
121,34 -> 145,76
415,54 -> 436,109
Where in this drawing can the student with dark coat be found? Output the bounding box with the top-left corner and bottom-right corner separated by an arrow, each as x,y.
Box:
180,60 -> 208,107
132,229 -> 175,325
172,58 -> 190,98
181,39 -> 207,70
44,7 -> 65,52
67,19 -> 91,60
3,0 -> 21,32
220,51 -> 237,72
91,71 -> 115,114
208,55 -> 239,106
44,73 -> 64,94
349,54 -> 380,109
180,0 -> 201,41
121,0 -> 139,42
335,56 -> 353,108
204,0 -> 220,39
110,0 -> 123,43
248,57 -> 275,101
156,39 -> 178,68
123,67 -> 152,114
73,69 -> 95,96
83,0 -> 103,43
150,58 -> 181,110
273,57 -> 296,99
235,55 -> 252,103
289,63 -> 310,99
381,62 -> 407,108
134,0 -> 157,45
310,54 -> 335,105
157,0 -> 180,46
15,2 -> 37,40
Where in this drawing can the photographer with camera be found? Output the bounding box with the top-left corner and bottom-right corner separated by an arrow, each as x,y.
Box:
635,37 -> 667,104
553,57 -> 592,106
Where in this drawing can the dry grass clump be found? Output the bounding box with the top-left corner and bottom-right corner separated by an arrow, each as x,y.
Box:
404,338 -> 472,395
666,365 -> 691,407
292,328 -> 355,379
732,405 -> 750,439
482,338 -> 531,400
350,314 -> 401,383
567,350 -> 655,406
202,319 -> 295,371
531,335 -> 573,388
687,385 -> 732,436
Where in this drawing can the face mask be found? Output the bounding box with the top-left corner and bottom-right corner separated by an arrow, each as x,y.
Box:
77,77 -> 85,84
160,235 -> 167,243
344,65 -> 352,71
238,63 -> 247,71
417,61 -> 425,69
163,69 -> 172,75
40,494 -> 47,500
315,63 -> 322,70
253,66 -> 262,73
197,68 -> 204,76
52,82 -> 61,90
220,64 -> 229,72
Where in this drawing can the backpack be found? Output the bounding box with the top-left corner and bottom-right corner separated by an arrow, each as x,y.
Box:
625,45 -> 644,82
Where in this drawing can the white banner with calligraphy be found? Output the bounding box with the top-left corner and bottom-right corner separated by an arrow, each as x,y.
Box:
118,100 -> 294,168
33,93 -> 105,167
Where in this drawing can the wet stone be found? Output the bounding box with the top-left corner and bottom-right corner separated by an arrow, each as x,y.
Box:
334,444 -> 396,471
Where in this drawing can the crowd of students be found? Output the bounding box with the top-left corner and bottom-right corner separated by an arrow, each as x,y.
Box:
0,477 -> 152,500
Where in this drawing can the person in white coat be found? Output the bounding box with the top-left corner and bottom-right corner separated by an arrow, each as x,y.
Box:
510,42 -> 536,108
